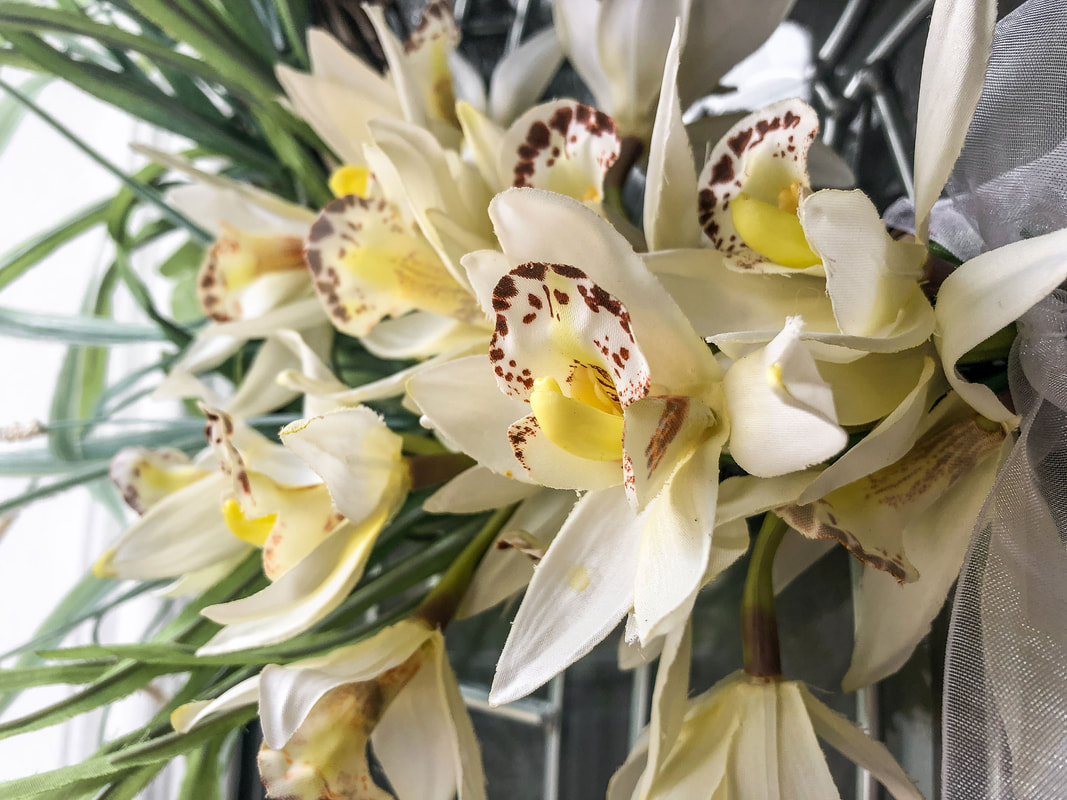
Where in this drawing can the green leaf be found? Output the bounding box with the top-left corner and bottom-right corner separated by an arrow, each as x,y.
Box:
159,240 -> 205,279
95,762 -> 166,800
0,661 -> 116,691
0,307 -> 168,344
275,0 -> 310,67
0,199 -> 109,291
0,754 -> 132,800
0,71 -> 47,157
110,704 -> 257,767
0,463 -> 111,517
178,736 -> 223,800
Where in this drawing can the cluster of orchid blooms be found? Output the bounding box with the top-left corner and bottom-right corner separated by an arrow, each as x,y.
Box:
87,0 -> 1067,797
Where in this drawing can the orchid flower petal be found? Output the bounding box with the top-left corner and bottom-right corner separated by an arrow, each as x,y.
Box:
490,486 -> 644,705
772,682 -> 843,799
818,349 -> 932,427
799,684 -> 922,799
936,227 -> 1067,425
171,675 -> 259,734
506,412 -> 623,490
913,0 -> 996,242
425,465 -> 542,515
258,618 -> 433,748
361,311 -> 487,361
457,101 -> 506,189
644,21 -> 701,251
488,27 -> 564,126
633,440 -> 722,642
109,446 -> 205,515
799,189 -> 930,338
724,318 -> 847,477
636,621 -> 693,799
843,438 -> 1004,691
551,0 -> 612,110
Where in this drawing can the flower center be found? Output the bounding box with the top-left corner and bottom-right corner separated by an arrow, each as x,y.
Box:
328,165 -> 371,198
730,181 -> 820,269
221,497 -> 276,546
529,366 -> 624,462
212,224 -> 304,290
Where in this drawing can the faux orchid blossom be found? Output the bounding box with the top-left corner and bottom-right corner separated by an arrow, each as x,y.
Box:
172,618 -> 486,800
609,670 -> 922,800
411,187 -> 734,703
552,0 -> 793,139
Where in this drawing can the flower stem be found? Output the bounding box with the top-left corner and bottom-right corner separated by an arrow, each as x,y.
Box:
741,512 -> 788,678
415,504 -> 517,629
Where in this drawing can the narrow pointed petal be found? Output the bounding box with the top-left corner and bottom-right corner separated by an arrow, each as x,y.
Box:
913,0 -> 996,241
258,618 -> 434,748
634,441 -> 722,642
724,319 -> 847,477
425,465 -> 542,514
171,676 -> 259,734
457,102 -> 506,188
774,682 -> 843,800
936,228 -> 1067,424
636,622 -> 693,799
716,470 -> 821,527
488,27 -> 564,126
799,684 -> 922,799
644,22 -> 700,251
843,439 -> 1003,690
198,523 -> 379,653
551,0 -> 612,109
490,486 -> 644,705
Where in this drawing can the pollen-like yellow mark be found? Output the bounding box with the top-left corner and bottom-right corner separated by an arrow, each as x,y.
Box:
777,182 -> 801,213
529,375 -> 623,461
329,165 -> 371,199
567,564 -> 590,592
222,498 -> 276,546
766,361 -> 785,390
730,190 -> 820,269
582,186 -> 601,203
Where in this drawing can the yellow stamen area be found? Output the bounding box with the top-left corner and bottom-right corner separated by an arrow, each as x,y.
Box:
139,462 -> 206,495
213,225 -> 304,290
730,191 -> 821,269
582,186 -> 601,203
222,498 -> 276,547
529,376 -> 624,462
328,165 -> 371,199
777,182 -> 801,213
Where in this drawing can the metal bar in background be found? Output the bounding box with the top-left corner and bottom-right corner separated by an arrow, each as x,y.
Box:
819,0 -> 870,64
856,685 -> 882,800
543,674 -> 564,800
628,663 -> 651,749
506,0 -> 532,53
460,682 -> 556,727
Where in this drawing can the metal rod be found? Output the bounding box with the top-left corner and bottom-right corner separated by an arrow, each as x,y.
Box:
864,0 -> 935,66
507,0 -> 532,53
819,0 -> 870,65
870,76 -> 916,201
628,663 -> 652,748
856,685 -> 882,800
543,674 -> 564,800
459,682 -> 556,726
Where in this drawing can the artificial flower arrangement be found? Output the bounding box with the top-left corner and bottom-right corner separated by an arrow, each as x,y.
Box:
0,0 -> 1064,797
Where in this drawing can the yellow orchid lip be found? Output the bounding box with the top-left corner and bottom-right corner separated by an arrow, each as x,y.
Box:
529,375 -> 624,462
729,191 -> 821,269
328,164 -> 371,199
221,498 -> 276,547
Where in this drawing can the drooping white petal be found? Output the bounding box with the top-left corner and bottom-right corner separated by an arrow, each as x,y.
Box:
724,318 -> 847,477
936,227 -> 1067,424
799,189 -> 930,338
636,621 -> 693,799
644,22 -> 701,251
198,522 -> 379,653
279,407 -> 407,525
456,489 -> 574,619
361,311 -> 488,361
913,0 -> 996,242
223,332 -> 313,420
257,618 -> 434,748
170,675 -> 260,734
633,440 -> 722,642
843,437 -> 1004,690
424,465 -> 542,514
551,0 -> 612,109
156,550 -> 249,598
771,681 -> 843,800
488,27 -> 564,126
799,684 -> 922,799
490,486 -> 644,705
408,354 -> 530,480
490,188 -> 720,389
95,473 -> 248,580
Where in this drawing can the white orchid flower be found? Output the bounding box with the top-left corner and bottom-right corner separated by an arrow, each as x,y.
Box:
552,0 -> 794,139
172,618 -> 486,800
609,669 -> 921,800
410,187 -> 734,702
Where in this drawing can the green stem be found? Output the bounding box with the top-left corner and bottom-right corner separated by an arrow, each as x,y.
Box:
741,512 -> 788,678
414,504 -> 517,629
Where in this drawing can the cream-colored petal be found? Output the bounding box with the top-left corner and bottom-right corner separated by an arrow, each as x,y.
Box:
305,28 -> 399,108
799,683 -> 922,799
490,486 -> 644,705
843,437 -> 1004,690
644,22 -> 701,251
456,489 -> 574,619
488,27 -> 564,126
936,227 -> 1067,425
550,0 -> 612,110
170,675 -> 259,734
724,319 -> 848,477
636,621 -> 693,799
772,681 -> 843,800
501,100 -> 620,204
424,465 -> 543,515
457,101 -> 506,189
490,188 -> 721,390
799,189 -> 929,338
634,441 -> 722,642
109,446 -> 205,515
913,0 -> 996,242
280,407 -> 407,525
408,354 -> 530,480
715,470 -> 822,527
506,412 -> 624,491
361,311 -> 488,361
198,522 -> 380,653
258,618 -> 433,748
818,349 -> 931,427
697,99 -> 819,271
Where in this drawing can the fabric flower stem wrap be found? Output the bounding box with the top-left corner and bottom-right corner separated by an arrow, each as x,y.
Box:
415,504 -> 519,629
741,513 -> 788,678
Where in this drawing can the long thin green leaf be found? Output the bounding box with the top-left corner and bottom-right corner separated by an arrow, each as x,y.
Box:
0,71 -> 47,157
95,762 -> 165,800
0,661 -> 116,690
0,463 -> 110,516
178,737 -> 222,800
0,307 -> 167,343
115,251 -> 192,347
0,754 -> 132,800
0,199 -> 109,291
110,704 -> 257,766
274,0 -> 310,67
0,66 -> 216,242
